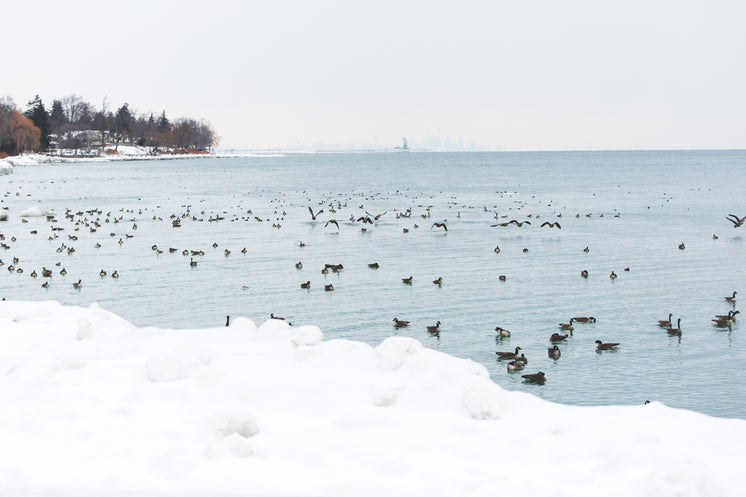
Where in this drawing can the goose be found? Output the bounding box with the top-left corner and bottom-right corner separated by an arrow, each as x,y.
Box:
300,281 -> 310,289
324,219 -> 339,229
521,372 -> 547,383
610,271 -> 617,279
540,221 -> 561,229
548,345 -> 561,358
583,246 -> 590,253
516,353 -> 528,364
224,249 -> 231,256
558,319 -> 574,331
270,313 -> 286,320
595,340 -> 620,350
433,277 -> 443,285
426,321 -> 441,333
572,316 -> 596,323
111,271 -> 119,278
368,262 -> 380,269
499,275 -> 507,281
581,270 -> 589,278
393,318 -> 409,328
507,359 -> 524,372
725,214 -> 745,228
41,281 -> 49,288
60,268 -> 67,275
495,326 -> 511,337
715,310 -> 739,321
402,276 -> 413,285
295,261 -> 303,269
668,319 -> 682,334
73,279 -> 82,288
321,267 -> 329,274
494,245 -> 501,253
308,207 -> 323,220
324,284 -> 334,291
711,315 -> 733,328
41,268 -> 52,277
658,313 -> 673,327
30,270 -> 37,278
431,222 -> 447,231
550,333 -> 569,342
99,269 -> 107,277
725,291 -> 737,303
190,258 -> 197,267
225,315 -> 230,327
678,242 -> 686,250
496,346 -> 521,359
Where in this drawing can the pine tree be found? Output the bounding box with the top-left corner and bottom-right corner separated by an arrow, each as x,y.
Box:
49,100 -> 67,137
24,95 -> 51,151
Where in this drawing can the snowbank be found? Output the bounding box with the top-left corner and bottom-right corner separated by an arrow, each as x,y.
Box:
0,300 -> 743,496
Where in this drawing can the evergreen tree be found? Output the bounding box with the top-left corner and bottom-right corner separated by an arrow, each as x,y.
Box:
157,110 -> 170,131
49,99 -> 67,136
24,95 -> 50,150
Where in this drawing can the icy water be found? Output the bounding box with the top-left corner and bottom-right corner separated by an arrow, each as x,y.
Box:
1,151 -> 745,418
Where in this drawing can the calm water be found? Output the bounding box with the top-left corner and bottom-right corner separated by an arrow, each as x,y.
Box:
2,151 -> 745,418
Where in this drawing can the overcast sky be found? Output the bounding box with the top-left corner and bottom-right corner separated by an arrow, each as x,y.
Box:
4,0 -> 745,151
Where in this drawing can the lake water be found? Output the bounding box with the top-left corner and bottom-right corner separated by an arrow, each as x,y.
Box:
2,150 -> 744,418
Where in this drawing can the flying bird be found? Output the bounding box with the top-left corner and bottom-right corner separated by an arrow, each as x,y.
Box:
365,210 -> 387,220
308,207 -> 324,220
726,214 -> 745,227
431,222 -> 447,231
356,216 -> 374,224
325,219 -> 339,229
541,221 -> 561,229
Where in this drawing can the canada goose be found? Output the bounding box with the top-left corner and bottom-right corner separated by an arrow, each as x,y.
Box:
678,242 -> 685,250
540,221 -> 561,229
521,372 -> 547,383
581,270 -> 589,278
713,234 -> 718,239
321,267 -> 329,274
431,222 -> 447,231
499,275 -> 507,281
711,315 -> 733,327
212,242 -> 219,248
368,262 -> 380,269
73,279 -> 82,288
426,321 -> 441,333
495,326 -> 511,337
572,316 -> 596,323
510,220 -> 531,227
507,359 -> 524,372
725,214 -> 745,227
548,345 -> 561,358
41,268 -> 52,277
41,281 -> 49,288
30,270 -> 37,278
550,333 -> 569,342
595,340 -> 620,350
393,318 -> 409,327
658,313 -> 673,327
558,319 -> 574,331
402,276 -> 413,285
522,248 -> 529,253
610,271 -> 617,279
295,261 -> 303,269
225,315 -> 230,327
308,207 -> 323,220
365,210 -> 387,220
324,284 -> 334,291
496,346 -> 521,359
60,268 -> 67,275
356,216 -> 373,224
668,319 -> 682,334
324,219 -> 339,229
715,310 -> 739,321
494,245 -> 500,253
300,281 -> 310,289
241,247 -> 247,254
433,277 -> 443,285
725,291 -> 737,303
516,353 -> 528,364
16,268 -> 22,274
583,246 -> 590,253
190,258 -> 197,267
224,249 -> 231,256
299,241 -> 305,247
270,313 -> 285,320
111,271 -> 119,278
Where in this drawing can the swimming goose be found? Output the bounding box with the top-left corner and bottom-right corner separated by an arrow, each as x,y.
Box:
60,268 -> 67,275
572,316 -> 596,323
300,281 -> 310,289
715,310 -> 739,321
73,279 -> 82,288
507,359 -> 524,372
402,276 -> 413,285
610,271 -> 617,279
494,326 -> 511,337
190,258 -> 198,267
668,319 -> 682,334
41,281 -> 49,288
393,318 -> 410,327
324,284 -> 334,291
550,333 -> 569,342
521,372 -> 547,383
494,245 -> 501,253
496,346 -> 521,359
558,319 -> 574,331
225,315 -> 230,327
581,270 -> 589,278
295,261 -> 303,269
111,271 -> 119,278
658,313 -> 673,327
368,262 -> 380,269
678,242 -> 686,250
498,275 -> 507,281
725,291 -> 737,303
30,270 -> 37,278
595,340 -> 620,350
547,345 -> 561,358
426,321 -> 441,333
711,315 -> 733,327
270,313 -> 286,320
433,277 -> 443,285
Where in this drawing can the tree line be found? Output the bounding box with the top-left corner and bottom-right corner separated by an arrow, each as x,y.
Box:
0,94 -> 219,156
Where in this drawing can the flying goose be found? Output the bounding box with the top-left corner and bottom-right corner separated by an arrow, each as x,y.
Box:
308,207 -> 323,220
726,214 -> 745,227
540,221 -> 561,229
324,219 -> 339,229
431,222 -> 447,231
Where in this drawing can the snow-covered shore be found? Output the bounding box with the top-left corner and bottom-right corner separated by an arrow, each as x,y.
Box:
0,300 -> 743,496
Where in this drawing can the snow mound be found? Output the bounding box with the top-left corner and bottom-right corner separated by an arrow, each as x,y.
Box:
19,206 -> 53,217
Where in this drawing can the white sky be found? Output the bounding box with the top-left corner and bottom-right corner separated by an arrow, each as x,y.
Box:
4,0 -> 746,150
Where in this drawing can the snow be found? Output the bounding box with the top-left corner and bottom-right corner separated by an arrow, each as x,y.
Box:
0,299 -> 744,496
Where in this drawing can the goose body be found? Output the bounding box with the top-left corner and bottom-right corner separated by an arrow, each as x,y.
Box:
496,346 -> 521,359
572,316 -> 596,323
558,319 -> 574,330
393,318 -> 409,328
507,359 -> 524,372
595,340 -> 620,350
658,313 -> 673,327
522,372 -> 547,383
725,291 -> 737,303
495,326 -> 511,337
548,345 -> 561,358
300,281 -> 310,289
550,333 -> 569,342
324,284 -> 334,291
433,277 -> 443,285
668,319 -> 682,335
402,276 -> 413,285
426,321 -> 441,333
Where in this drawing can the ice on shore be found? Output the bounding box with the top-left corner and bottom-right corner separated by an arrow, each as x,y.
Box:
0,299 -> 744,496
